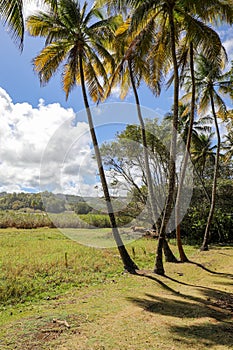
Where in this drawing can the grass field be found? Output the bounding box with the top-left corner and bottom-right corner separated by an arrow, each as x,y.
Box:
0,228 -> 232,349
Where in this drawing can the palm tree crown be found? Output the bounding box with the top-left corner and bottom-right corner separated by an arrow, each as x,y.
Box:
27,0 -> 121,101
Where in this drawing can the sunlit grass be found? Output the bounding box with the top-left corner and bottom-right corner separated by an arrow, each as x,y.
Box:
0,228 -> 232,350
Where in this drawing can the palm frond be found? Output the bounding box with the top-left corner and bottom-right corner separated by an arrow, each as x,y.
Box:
0,0 -> 24,49
33,42 -> 70,85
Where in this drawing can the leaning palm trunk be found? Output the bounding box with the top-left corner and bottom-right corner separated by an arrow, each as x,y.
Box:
154,8 -> 179,275
175,43 -> 196,262
79,54 -> 138,272
200,92 -> 221,251
129,60 -> 177,263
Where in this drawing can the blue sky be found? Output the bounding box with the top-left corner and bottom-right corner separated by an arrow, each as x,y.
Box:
0,3 -> 232,195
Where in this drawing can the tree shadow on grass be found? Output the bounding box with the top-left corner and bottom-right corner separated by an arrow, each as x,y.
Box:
128,293 -> 229,320
127,293 -> 233,348
170,322 -> 233,348
136,272 -> 233,315
130,271 -> 233,348
213,280 -> 233,287
188,260 -> 233,279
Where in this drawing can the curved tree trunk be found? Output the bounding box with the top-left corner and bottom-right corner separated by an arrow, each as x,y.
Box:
154,7 -> 179,275
163,238 -> 178,262
175,43 -> 196,262
129,59 -> 177,264
79,54 -> 138,272
200,92 -> 221,251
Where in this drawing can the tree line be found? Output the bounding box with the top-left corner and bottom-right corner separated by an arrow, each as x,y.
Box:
0,0 -> 233,275
0,191 -> 90,213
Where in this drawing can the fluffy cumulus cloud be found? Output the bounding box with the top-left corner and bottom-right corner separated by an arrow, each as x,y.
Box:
218,26 -> 233,65
0,87 -> 100,195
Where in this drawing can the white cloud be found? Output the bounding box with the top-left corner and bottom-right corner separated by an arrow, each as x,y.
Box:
0,87 -> 100,195
23,0 -> 49,19
217,26 -> 233,63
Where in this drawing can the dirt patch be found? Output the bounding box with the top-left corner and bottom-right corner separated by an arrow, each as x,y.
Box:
3,313 -> 88,350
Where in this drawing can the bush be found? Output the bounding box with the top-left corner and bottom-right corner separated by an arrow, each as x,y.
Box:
73,202 -> 92,214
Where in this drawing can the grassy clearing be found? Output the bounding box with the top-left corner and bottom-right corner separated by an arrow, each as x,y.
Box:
0,228 -> 232,349
0,228 -> 127,306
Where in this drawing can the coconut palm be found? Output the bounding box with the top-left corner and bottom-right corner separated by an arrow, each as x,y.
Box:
165,2 -> 231,260
191,133 -> 216,178
190,54 -> 232,251
96,0 -> 233,273
124,0 -> 201,273
104,0 -> 187,274
105,18 -> 178,261
27,0 -> 138,272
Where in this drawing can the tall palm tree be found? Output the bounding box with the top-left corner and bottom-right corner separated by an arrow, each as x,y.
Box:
116,25 -> 161,230
97,0 -> 233,274
192,54 -> 232,251
125,0 -> 200,274
166,6 -> 229,260
105,0 -> 184,275
176,1 -> 233,255
105,18 -> 178,262
125,0 -> 232,273
27,0 -> 138,272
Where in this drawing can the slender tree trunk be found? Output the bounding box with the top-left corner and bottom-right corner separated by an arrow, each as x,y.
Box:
128,59 -> 159,229
129,60 -> 177,263
79,54 -> 138,272
193,163 -> 224,242
154,7 -> 179,275
200,92 -> 221,251
175,43 -> 196,262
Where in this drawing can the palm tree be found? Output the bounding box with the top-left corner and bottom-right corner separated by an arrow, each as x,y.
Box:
97,0 -> 233,274
104,0 -> 184,275
191,54 -> 232,251
125,0 -> 200,274
27,0 -> 138,272
105,18 -> 178,262
223,131 -> 233,163
191,133 -> 216,178
123,0 -> 231,273
166,5 -> 230,261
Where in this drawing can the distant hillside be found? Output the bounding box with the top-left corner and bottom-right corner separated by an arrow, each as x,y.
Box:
0,192 -> 84,213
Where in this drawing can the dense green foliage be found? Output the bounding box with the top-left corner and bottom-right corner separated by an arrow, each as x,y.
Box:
0,191 -> 85,213
180,181 -> 233,244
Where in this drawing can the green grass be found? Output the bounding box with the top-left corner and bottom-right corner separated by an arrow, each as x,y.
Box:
0,228 -> 128,306
0,228 -> 232,350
